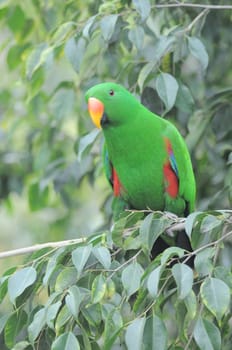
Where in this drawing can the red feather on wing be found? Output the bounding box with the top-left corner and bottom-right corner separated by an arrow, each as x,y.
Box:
111,168 -> 122,197
163,138 -> 179,198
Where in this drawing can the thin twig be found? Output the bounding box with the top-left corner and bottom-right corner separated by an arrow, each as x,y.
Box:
154,2 -> 232,10
0,238 -> 86,259
185,8 -> 209,32
171,227 -> 232,265
1,213 -> 231,260
108,249 -> 142,280
189,228 -> 232,257
166,221 -> 185,236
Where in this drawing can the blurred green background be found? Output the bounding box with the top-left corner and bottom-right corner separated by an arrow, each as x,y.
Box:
0,0 -> 232,272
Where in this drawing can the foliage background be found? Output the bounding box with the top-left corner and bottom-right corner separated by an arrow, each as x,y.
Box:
0,0 -> 232,349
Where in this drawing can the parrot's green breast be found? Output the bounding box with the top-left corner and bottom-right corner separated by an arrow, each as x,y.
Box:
104,117 -> 166,210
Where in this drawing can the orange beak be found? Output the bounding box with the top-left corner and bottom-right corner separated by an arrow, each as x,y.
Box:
88,97 -> 104,129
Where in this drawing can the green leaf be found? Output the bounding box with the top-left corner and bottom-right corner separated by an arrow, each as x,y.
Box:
160,246 -> 185,266
121,262 -> 144,297
65,36 -> 86,72
103,308 -> 123,350
128,26 -> 145,51
26,43 -> 52,79
189,213 -> 219,250
193,317 -> 221,350
187,36 -> 209,70
0,313 -> 10,334
100,14 -> 118,41
7,45 -> 26,70
28,182 -> 49,211
0,276 -> 8,303
78,325 -> 92,350
82,15 -> 97,38
156,73 -> 179,113
28,308 -> 46,342
77,129 -> 100,162
185,211 -> 202,238
52,22 -> 76,46
152,35 -> 175,65
49,88 -> 75,121
195,247 -> 215,276
51,332 -> 80,350
8,267 -> 37,303
172,263 -> 193,299
72,245 -> 92,276
91,273 -> 107,303
28,66 -> 45,98
143,315 -> 167,350
132,0 -> 151,21
200,277 -> 231,321
43,248 -> 66,286
132,287 -> 147,314
125,317 -> 146,350
111,214 -> 129,246
12,341 -> 31,350
139,213 -> 171,252
1,270 -> 15,283
65,285 -> 84,319
55,267 -> 77,292
175,83 -> 194,113
200,214 -> 222,234
184,290 -> 197,319
92,246 -> 111,269
4,310 -> 27,349
81,303 -> 102,327
46,301 -> 62,329
147,266 -> 162,297
214,266 -> 232,289
7,5 -> 26,33
55,305 -> 72,332
138,62 -> 154,92
104,278 -> 116,300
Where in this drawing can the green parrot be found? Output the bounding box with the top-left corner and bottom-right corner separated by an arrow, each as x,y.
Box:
85,82 -> 196,219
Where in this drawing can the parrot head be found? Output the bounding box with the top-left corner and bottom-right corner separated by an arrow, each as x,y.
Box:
85,82 -> 140,128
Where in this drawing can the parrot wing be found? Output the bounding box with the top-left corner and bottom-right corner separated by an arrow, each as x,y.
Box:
163,124 -> 196,215
163,137 -> 179,199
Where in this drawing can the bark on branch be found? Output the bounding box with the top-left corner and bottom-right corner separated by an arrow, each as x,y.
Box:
154,2 -> 232,10
0,238 -> 86,259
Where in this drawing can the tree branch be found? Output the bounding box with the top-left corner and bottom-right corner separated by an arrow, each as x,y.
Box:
0,238 -> 86,259
182,228 -> 232,265
1,212 -> 231,260
154,2 -> 232,10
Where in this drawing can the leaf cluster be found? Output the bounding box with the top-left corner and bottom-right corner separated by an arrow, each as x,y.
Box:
0,210 -> 232,349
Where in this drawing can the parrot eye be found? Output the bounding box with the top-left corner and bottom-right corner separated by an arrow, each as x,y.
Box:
109,89 -> 114,96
